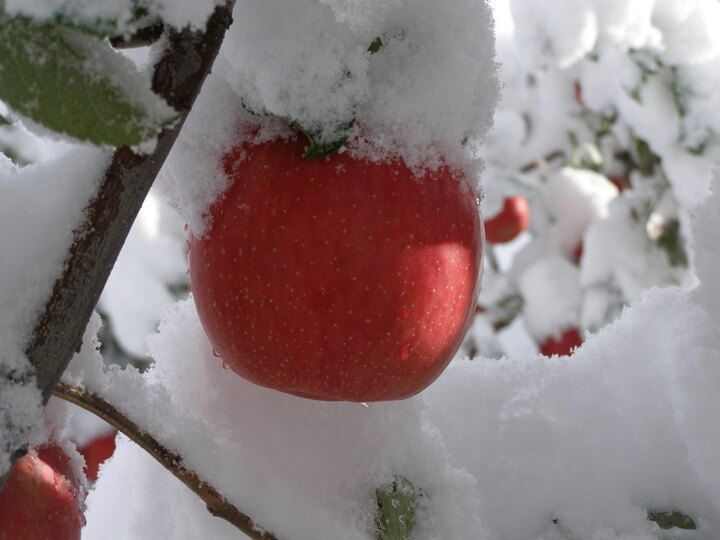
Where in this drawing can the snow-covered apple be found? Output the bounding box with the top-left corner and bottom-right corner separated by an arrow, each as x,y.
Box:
78,431 -> 117,483
188,136 -> 483,402
539,327 -> 583,357
0,444 -> 86,540
483,195 -> 530,244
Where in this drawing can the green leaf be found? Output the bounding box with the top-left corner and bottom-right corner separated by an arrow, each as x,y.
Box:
47,13 -> 126,37
368,37 -> 384,54
0,14 -> 177,146
670,67 -> 688,119
685,139 -> 709,156
295,120 -> 355,160
647,510 -> 697,530
240,32 -> 395,159
628,84 -> 643,104
376,476 -> 422,540
631,134 -> 658,176
629,49 -> 663,76
655,219 -> 688,267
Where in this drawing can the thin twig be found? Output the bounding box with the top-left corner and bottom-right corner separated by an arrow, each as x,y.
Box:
519,150 -> 565,173
53,382 -> 278,540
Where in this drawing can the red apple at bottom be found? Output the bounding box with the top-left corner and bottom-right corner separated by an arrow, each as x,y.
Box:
483,195 -> 530,244
539,327 -> 583,357
189,136 -> 483,402
0,445 -> 86,540
78,431 -> 117,483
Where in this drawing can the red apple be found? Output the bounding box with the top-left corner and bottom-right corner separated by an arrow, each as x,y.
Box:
573,80 -> 584,106
0,444 -> 86,540
188,136 -> 483,402
607,175 -> 631,192
539,327 -> 583,357
78,431 -> 117,483
572,242 -> 583,263
483,195 -> 530,244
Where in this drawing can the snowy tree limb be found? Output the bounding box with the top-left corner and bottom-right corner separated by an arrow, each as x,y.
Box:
1,2 -> 235,485
53,382 -> 278,540
26,3 -> 236,403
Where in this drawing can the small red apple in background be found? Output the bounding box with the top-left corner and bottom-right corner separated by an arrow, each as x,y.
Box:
78,431 -> 117,483
0,444 -> 86,540
572,242 -> 583,264
188,136 -> 483,402
573,80 -> 584,106
539,327 -> 583,357
607,175 -> 630,192
483,195 -> 530,244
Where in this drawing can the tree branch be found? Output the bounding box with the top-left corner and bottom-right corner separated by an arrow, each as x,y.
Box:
27,2 -> 236,404
0,2 -> 235,486
53,382 -> 278,539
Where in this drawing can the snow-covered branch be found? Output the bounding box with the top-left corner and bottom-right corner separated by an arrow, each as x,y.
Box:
1,1 -> 235,485
53,382 -> 277,540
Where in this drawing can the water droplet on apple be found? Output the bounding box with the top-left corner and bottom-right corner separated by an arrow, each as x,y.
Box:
222,361 -> 230,369
212,348 -> 221,357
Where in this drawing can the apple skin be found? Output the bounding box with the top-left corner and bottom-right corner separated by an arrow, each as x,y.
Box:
539,327 -> 583,357
483,195 -> 530,244
78,431 -> 116,483
0,445 -> 86,540
188,137 -> 483,402
572,242 -> 583,263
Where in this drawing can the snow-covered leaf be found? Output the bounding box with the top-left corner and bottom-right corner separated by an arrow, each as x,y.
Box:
647,510 -> 696,530
376,476 -> 421,540
0,14 -> 177,146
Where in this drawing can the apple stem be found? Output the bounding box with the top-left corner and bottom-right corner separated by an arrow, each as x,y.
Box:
52,382 -> 278,540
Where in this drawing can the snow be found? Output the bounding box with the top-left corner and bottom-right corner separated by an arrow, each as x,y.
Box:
3,0 -> 720,538
539,168 -> 618,257
689,170 -> 720,323
76,177 -> 720,537
159,0 -> 499,236
98,191 -> 187,359
4,0 -> 223,31
518,256 -> 582,341
0,146 -> 110,476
